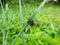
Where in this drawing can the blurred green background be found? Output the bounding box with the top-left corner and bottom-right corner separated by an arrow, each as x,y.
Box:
0,0 -> 60,45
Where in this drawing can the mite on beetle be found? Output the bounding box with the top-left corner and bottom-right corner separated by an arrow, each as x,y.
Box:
28,18 -> 34,26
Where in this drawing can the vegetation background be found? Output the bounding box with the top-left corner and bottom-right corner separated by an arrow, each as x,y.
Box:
0,0 -> 60,45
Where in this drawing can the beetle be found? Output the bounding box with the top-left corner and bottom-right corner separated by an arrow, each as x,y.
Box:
28,18 -> 34,26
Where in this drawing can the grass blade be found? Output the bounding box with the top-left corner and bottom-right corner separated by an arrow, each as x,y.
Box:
30,0 -> 47,19
10,0 -> 47,45
19,0 -> 24,45
10,24 -> 28,45
10,0 -> 25,45
0,0 -> 6,45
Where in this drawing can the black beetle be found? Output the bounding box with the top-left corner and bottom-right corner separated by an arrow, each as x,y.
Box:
28,18 -> 34,26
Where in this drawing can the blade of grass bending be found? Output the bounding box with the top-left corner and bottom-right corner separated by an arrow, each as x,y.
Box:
48,15 -> 55,32
0,0 -> 6,45
2,29 -> 6,45
46,11 -> 57,35
47,15 -> 60,37
30,0 -> 47,19
19,0 -> 24,45
10,0 -> 47,45
45,10 -> 56,37
10,24 -> 28,45
45,10 -> 60,38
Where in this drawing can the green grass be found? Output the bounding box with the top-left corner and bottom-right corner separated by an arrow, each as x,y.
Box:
0,2 -> 60,45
